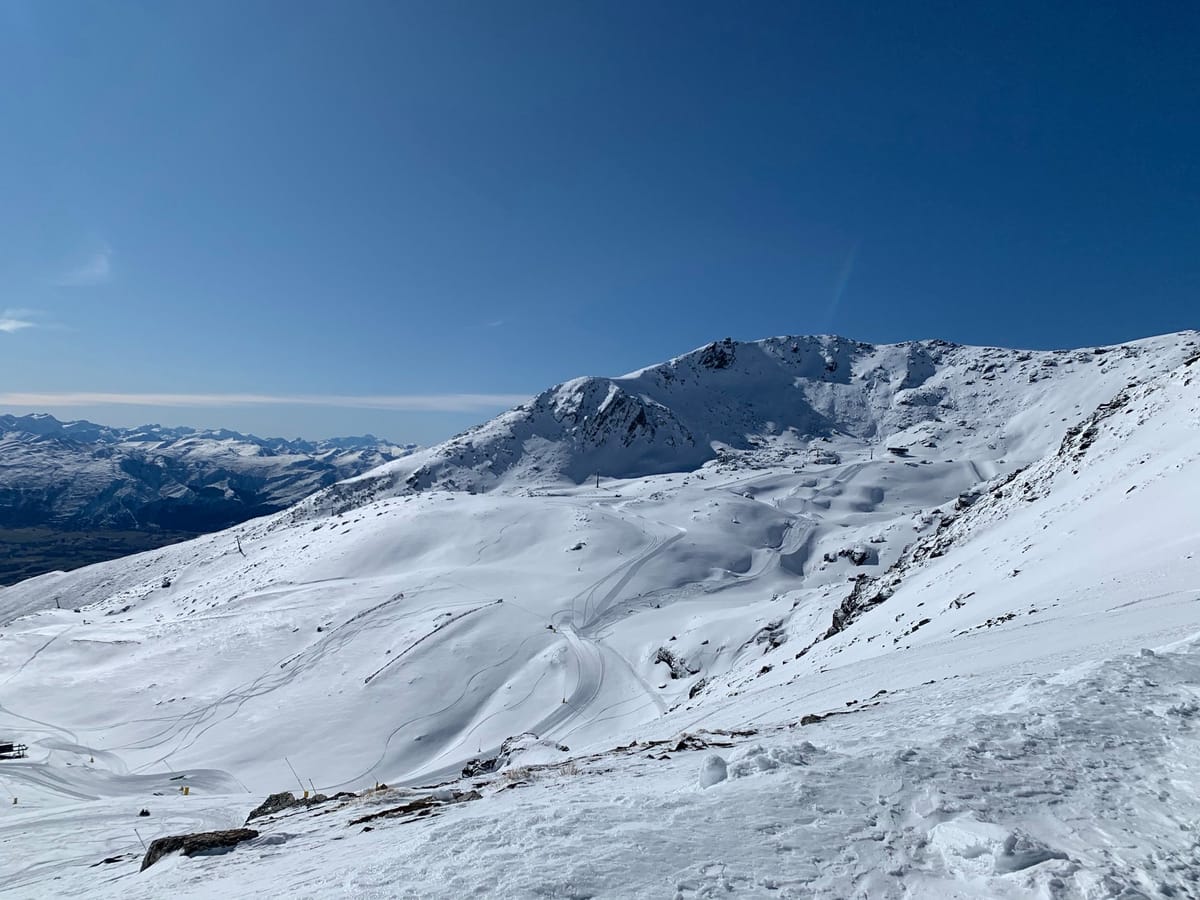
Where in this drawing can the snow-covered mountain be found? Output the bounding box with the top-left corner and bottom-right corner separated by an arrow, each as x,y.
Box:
0,414 -> 414,531
1,331 -> 1198,899
321,332 -> 1186,505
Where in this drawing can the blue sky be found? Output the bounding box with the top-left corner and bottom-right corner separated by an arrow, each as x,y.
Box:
1,1 -> 1196,443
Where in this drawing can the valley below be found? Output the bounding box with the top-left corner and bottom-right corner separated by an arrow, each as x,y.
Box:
0,528 -> 198,589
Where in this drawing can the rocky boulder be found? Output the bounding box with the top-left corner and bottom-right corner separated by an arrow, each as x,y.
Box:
140,828 -> 259,871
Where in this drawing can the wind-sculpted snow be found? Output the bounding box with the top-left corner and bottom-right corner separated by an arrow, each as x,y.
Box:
0,331 -> 1198,897
809,348 -> 1200,653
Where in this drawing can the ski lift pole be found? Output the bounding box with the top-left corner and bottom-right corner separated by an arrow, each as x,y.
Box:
284,756 -> 306,793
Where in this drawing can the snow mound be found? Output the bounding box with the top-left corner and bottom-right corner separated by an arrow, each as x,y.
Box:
697,753 -> 727,788
726,741 -> 819,778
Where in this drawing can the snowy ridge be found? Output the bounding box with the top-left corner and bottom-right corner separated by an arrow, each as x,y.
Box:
0,331 -> 1198,898
316,332 -> 1194,508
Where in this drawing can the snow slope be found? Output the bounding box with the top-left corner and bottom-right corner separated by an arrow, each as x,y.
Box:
0,331 -> 1198,899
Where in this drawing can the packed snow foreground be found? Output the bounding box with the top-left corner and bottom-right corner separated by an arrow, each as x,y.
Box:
1,332 -> 1198,899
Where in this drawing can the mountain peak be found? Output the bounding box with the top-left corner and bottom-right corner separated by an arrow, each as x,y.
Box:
315,330 -> 1198,511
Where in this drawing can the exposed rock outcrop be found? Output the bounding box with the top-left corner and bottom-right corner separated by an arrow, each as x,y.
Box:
245,790 -> 332,824
140,828 -> 259,871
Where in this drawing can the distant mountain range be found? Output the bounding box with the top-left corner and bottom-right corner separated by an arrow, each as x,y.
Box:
0,413 -> 414,532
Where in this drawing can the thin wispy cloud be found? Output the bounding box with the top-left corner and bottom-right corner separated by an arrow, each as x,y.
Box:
822,239 -> 860,332
0,308 -> 38,333
0,391 -> 531,413
53,245 -> 112,287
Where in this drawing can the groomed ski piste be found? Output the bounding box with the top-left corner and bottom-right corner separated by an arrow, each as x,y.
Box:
1,332 -> 1198,898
